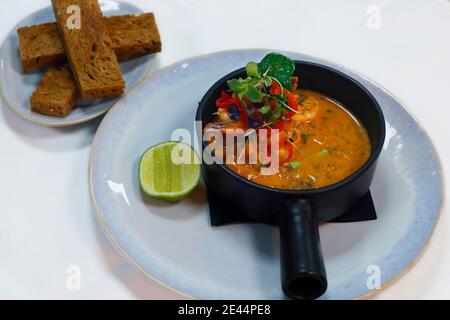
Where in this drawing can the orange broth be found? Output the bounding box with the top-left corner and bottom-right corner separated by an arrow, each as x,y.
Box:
207,89 -> 371,190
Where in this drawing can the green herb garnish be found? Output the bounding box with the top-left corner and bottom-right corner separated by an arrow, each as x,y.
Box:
246,61 -> 259,78
289,161 -> 301,170
259,103 -> 271,114
223,53 -> 298,126
258,53 -> 295,89
318,149 -> 330,156
245,86 -> 263,103
301,133 -> 309,144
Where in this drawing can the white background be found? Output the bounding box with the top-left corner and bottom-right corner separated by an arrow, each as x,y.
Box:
0,0 -> 449,299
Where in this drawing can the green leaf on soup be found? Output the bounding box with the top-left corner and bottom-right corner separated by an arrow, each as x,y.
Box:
258,53 -> 295,89
289,161 -> 301,170
259,103 -> 271,114
227,79 -> 245,93
246,61 -> 259,78
318,149 -> 330,156
301,133 -> 309,144
242,77 -> 259,86
245,85 -> 262,103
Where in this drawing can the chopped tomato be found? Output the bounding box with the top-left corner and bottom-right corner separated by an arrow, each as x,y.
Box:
270,100 -> 277,109
286,112 -> 296,119
283,89 -> 299,111
215,91 -> 233,108
277,119 -> 285,130
269,81 -> 282,95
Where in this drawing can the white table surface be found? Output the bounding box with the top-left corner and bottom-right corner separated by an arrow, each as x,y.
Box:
0,0 -> 448,299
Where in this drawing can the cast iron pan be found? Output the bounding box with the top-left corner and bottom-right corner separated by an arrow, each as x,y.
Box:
196,61 -> 386,299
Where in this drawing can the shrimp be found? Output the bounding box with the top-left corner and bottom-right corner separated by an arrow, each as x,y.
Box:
291,96 -> 319,122
217,108 -> 232,122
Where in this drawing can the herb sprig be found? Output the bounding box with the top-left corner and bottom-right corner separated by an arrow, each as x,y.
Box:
224,53 -> 297,128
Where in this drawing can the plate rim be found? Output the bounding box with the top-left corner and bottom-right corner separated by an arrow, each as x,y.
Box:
88,48 -> 446,300
0,3 -> 155,127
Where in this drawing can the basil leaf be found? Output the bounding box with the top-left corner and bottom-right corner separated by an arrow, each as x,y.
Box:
245,85 -> 262,103
244,77 -> 260,87
259,104 -> 271,114
246,61 -> 259,78
227,79 -> 245,93
258,53 -> 295,89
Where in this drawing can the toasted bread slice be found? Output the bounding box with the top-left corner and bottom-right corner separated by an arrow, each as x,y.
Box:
17,13 -> 161,72
51,0 -> 125,100
30,65 -> 77,117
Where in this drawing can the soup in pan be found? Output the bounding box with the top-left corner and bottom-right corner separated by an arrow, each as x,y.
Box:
204,53 -> 371,190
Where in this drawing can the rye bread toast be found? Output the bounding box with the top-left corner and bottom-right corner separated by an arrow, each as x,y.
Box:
17,13 -> 161,72
51,0 -> 125,100
30,65 -> 77,117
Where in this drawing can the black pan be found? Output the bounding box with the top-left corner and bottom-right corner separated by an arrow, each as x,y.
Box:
196,61 -> 386,299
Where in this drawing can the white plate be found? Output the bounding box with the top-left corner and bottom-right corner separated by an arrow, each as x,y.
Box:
0,1 -> 156,127
89,50 -> 443,299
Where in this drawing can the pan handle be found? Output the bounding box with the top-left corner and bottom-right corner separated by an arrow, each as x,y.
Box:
279,199 -> 327,299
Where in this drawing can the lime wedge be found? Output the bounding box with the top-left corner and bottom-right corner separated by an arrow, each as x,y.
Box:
138,141 -> 201,202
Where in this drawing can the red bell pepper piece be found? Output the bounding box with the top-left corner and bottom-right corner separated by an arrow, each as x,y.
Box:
283,89 -> 299,111
270,100 -> 277,109
286,112 -> 296,119
215,91 -> 233,108
269,81 -> 282,95
277,119 -> 285,130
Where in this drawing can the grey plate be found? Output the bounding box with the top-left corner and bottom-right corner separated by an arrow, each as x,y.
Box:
90,49 -> 444,299
0,0 -> 156,127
